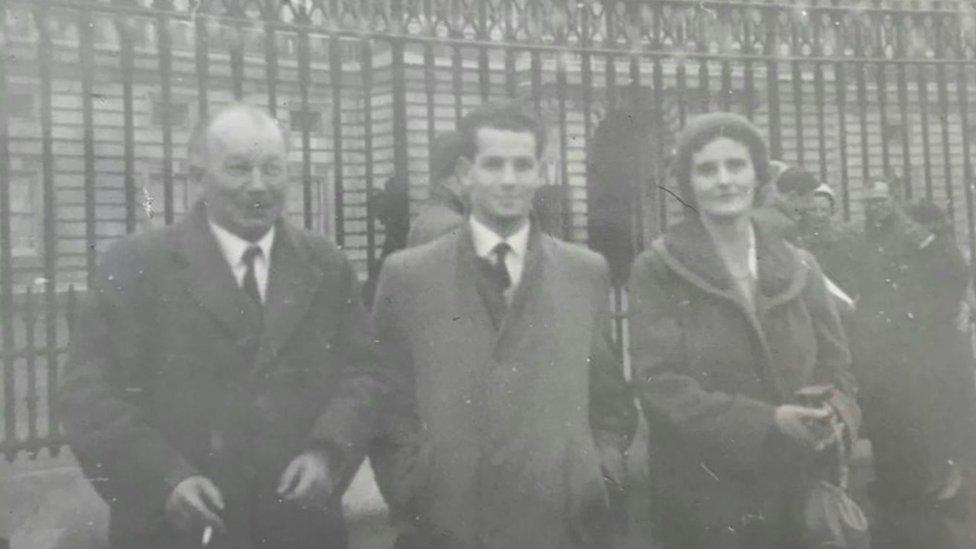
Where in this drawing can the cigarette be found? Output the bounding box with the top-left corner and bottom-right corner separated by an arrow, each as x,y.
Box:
202,525 -> 213,546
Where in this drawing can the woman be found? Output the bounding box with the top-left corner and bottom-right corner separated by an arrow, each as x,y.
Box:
628,112 -> 860,549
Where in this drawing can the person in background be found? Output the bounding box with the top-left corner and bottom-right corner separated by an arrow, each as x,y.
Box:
628,112 -> 860,549
59,104 -> 386,549
369,102 -> 636,549
797,183 -> 858,300
362,174 -> 411,307
847,185 -> 976,549
406,131 -> 468,247
754,164 -> 822,244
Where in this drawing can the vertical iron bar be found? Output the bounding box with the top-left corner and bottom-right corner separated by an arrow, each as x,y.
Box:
697,9 -> 710,112
329,32 -> 345,247
854,24 -> 870,192
477,0 -> 490,102
916,62 -> 934,200
628,41 -> 642,251
698,58 -> 711,114
0,0 -> 14,460
743,10 -> 755,120
956,59 -> 976,265
391,30 -> 408,186
934,18 -> 955,223
813,11 -> 827,181
675,54 -> 688,127
391,4 -> 409,220
297,14 -> 313,229
423,40 -> 437,175
833,15 -> 851,220
119,9 -> 137,232
580,5 -> 593,145
361,38 -> 377,277
452,41 -> 464,123
875,40 -> 892,180
604,5 -> 617,113
765,6 -> 782,159
230,21 -> 245,99
652,2 -> 666,232
263,3 -> 279,117
23,288 -> 37,451
504,0 -> 516,98
720,56 -> 733,112
530,49 -> 542,114
154,3 -> 174,224
895,17 -> 912,200
194,9 -> 209,120
80,8 -> 97,290
790,22 -> 804,166
557,48 -> 571,239
33,4 -> 59,449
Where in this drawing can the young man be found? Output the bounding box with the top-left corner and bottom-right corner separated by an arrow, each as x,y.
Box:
370,102 -> 635,549
59,104 -> 384,549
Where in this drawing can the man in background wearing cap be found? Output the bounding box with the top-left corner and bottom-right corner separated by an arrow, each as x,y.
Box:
846,181 -> 976,549
753,164 -> 822,244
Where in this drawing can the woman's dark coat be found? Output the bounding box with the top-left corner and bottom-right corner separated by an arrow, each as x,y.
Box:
628,217 -> 860,549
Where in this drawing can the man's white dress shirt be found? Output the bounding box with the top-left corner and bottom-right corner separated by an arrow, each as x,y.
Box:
208,221 -> 276,304
469,216 -> 530,303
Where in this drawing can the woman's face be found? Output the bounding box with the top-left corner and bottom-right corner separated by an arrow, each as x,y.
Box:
689,137 -> 757,220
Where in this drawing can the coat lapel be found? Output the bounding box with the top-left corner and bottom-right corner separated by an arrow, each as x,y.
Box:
175,204 -> 260,342
254,221 -> 323,370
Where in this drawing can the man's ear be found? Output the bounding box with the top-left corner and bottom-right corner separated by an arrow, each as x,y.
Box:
455,155 -> 473,186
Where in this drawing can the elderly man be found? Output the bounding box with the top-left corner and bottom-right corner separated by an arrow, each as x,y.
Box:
59,103 -> 384,549
369,102 -> 636,549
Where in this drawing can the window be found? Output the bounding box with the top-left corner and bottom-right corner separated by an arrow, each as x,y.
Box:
7,93 -> 35,120
151,98 -> 190,128
9,173 -> 39,256
290,109 -> 323,133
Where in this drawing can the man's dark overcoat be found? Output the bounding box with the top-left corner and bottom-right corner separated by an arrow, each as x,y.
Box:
60,203 -> 385,549
628,217 -> 860,549
370,223 -> 636,549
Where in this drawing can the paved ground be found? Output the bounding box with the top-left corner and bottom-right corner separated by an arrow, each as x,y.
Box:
1,416 -> 872,549
0,450 -> 395,549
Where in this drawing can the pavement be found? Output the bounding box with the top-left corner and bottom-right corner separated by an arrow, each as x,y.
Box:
1,416 -> 873,549
0,450 -> 394,549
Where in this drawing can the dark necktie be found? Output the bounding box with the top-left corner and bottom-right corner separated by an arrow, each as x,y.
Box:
242,245 -> 263,308
492,242 -> 512,290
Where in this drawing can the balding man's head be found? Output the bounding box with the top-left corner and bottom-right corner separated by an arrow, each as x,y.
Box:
188,103 -> 288,179
189,103 -> 290,241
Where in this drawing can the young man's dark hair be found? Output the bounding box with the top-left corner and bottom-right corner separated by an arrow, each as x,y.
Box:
456,101 -> 548,160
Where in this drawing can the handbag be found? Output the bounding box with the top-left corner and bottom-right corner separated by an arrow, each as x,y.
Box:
801,417 -> 870,549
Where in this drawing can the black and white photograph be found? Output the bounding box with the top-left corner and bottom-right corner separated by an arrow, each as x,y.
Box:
2,1 -> 976,548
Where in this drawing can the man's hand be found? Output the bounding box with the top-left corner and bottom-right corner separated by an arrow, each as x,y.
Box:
164,476 -> 226,535
276,451 -> 335,508
774,404 -> 835,451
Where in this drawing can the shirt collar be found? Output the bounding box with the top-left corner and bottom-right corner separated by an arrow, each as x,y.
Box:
208,220 -> 276,267
469,215 -> 530,259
